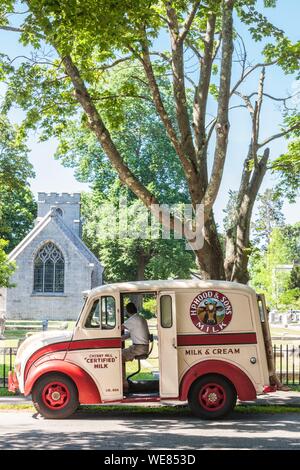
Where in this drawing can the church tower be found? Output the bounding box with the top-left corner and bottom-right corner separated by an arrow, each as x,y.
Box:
36,192 -> 82,238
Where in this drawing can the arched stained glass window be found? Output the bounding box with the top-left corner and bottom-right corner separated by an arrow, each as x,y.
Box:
33,242 -> 64,293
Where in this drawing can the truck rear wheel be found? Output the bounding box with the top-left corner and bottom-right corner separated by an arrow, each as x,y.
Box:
188,374 -> 237,420
32,373 -> 79,419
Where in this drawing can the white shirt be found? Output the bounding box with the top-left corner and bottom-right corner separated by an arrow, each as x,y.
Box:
123,313 -> 150,345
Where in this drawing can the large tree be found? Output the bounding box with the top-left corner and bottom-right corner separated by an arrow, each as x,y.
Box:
0,0 -> 299,282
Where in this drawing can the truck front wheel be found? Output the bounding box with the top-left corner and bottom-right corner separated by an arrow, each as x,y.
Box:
32,373 -> 79,419
188,374 -> 237,420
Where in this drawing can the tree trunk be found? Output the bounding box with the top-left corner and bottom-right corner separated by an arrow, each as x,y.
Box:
195,211 -> 225,280
136,250 -> 146,281
229,148 -> 270,284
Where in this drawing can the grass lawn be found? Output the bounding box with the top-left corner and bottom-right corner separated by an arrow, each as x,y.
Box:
0,321 -> 76,348
270,326 -> 300,337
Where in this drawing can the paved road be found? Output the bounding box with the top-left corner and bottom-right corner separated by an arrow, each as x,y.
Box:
1,409 -> 300,450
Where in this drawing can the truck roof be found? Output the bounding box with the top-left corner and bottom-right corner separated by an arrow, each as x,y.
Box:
85,279 -> 256,297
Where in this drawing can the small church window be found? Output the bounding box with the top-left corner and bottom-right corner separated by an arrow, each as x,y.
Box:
33,242 -> 64,293
55,208 -> 63,217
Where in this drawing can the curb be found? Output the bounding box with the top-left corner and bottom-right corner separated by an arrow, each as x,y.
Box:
1,392 -> 300,407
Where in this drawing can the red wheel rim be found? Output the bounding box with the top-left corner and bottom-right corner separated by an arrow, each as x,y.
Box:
198,382 -> 226,411
42,381 -> 70,410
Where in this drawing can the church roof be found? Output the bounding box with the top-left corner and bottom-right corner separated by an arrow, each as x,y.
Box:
8,209 -> 103,270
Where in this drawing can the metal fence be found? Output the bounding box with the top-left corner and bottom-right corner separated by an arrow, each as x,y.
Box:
1,344 -> 300,388
0,348 -> 17,388
273,344 -> 300,385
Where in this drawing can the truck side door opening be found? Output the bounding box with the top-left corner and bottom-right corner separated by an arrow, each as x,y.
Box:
120,292 -> 159,395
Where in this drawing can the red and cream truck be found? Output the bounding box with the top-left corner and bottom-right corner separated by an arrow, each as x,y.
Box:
8,279 -> 275,419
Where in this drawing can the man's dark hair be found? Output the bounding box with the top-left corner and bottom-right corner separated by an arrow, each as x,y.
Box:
126,302 -> 137,315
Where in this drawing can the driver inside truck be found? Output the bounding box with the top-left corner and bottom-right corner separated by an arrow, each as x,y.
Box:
122,302 -> 150,361
121,302 -> 150,391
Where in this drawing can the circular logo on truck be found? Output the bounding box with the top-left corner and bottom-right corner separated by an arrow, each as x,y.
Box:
190,290 -> 233,334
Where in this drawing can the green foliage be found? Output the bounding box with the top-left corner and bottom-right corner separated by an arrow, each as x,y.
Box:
236,0 -> 283,42
281,223 -> 300,263
0,115 -> 33,190
141,297 -> 157,319
81,192 -> 197,283
273,117 -> 300,203
264,39 -> 300,77
0,115 -> 37,252
0,186 -> 37,251
249,224 -> 300,309
289,266 -> 300,290
0,239 -> 15,287
55,68 -> 189,203
223,189 -> 238,232
251,188 -> 285,250
209,83 -> 219,100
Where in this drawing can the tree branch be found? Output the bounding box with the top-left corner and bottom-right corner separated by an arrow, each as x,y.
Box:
0,25 -> 23,33
230,60 -> 277,97
252,67 -> 265,167
165,4 -> 197,168
202,0 -> 234,220
233,91 -> 255,115
193,13 -> 216,170
97,56 -> 133,71
258,123 -> 300,148
91,93 -> 153,103
62,55 -> 158,209
178,1 -> 201,43
247,90 -> 300,109
137,35 -> 197,183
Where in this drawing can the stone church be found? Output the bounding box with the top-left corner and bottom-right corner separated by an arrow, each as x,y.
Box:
0,193 -> 103,320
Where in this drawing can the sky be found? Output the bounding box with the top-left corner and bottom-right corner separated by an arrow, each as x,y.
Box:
0,0 -> 299,229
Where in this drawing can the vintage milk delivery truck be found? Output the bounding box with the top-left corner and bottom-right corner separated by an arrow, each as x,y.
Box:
8,279 -> 275,419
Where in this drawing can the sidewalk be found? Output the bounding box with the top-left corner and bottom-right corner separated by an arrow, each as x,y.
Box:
1,390 -> 300,407
0,395 -> 32,405
239,390 -> 300,407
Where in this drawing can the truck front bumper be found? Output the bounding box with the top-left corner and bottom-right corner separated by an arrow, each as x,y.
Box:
8,370 -> 19,393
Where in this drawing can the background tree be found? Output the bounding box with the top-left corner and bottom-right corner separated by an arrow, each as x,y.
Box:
0,0 -> 299,282
0,239 -> 15,287
282,223 -> 300,264
272,124 -> 300,203
250,223 -> 300,309
82,196 -> 196,282
0,115 -> 37,252
251,188 -> 285,251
